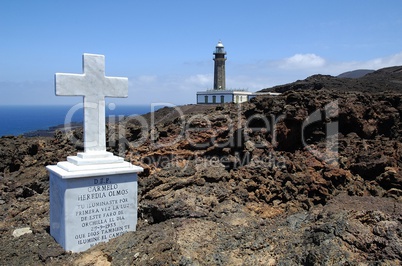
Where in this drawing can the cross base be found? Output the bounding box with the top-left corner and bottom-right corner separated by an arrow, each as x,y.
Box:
53,151 -> 142,177
67,151 -> 124,165
52,162 -> 142,179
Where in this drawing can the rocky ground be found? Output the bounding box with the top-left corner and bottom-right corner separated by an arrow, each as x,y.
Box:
1,67 -> 402,265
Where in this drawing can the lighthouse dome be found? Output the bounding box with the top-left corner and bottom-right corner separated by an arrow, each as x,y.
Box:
214,41 -> 226,55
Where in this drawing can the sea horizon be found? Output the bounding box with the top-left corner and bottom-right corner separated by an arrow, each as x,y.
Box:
0,104 -> 160,137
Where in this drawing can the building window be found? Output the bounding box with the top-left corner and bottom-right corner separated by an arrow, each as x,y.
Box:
205,96 -> 208,103
212,96 -> 216,103
235,95 -> 239,103
220,95 -> 224,103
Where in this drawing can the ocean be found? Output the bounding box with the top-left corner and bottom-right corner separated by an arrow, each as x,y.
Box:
0,104 -> 156,137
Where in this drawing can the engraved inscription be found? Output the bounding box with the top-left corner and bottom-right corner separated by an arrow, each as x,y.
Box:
71,177 -> 136,248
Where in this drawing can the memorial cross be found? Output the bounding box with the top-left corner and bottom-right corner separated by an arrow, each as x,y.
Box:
55,54 -> 128,154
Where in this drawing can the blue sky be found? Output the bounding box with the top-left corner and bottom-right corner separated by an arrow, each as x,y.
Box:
1,0 -> 402,106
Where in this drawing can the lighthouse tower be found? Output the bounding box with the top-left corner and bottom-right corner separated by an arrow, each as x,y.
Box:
213,41 -> 226,90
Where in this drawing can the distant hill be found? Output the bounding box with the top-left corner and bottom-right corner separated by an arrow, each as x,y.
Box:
260,66 -> 402,93
337,69 -> 375,78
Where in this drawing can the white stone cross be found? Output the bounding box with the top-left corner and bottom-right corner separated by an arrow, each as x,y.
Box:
55,53 -> 128,155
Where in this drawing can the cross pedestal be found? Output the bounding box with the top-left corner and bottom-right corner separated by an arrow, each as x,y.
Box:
46,54 -> 143,252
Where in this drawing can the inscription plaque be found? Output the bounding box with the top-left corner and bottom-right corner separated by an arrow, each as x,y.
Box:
48,170 -> 140,252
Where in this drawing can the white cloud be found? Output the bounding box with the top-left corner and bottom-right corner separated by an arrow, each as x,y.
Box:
183,74 -> 212,87
125,73 -> 213,105
350,52 -> 402,70
280,53 -> 326,69
314,51 -> 402,76
137,75 -> 157,83
259,51 -> 402,85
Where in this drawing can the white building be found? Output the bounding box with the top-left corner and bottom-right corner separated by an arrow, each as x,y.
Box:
197,90 -> 252,104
